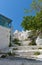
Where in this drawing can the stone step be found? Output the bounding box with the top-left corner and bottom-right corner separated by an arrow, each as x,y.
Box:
11,45 -> 42,50
12,50 -> 42,53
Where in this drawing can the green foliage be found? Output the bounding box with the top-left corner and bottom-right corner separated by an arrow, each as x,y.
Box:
13,39 -> 21,46
21,10 -> 42,31
38,47 -> 42,49
21,0 -> 42,34
14,42 -> 21,46
34,52 -> 40,55
1,55 -> 7,58
13,48 -> 18,50
7,51 -> 12,56
13,38 -> 19,42
35,11 -> 42,31
29,40 -> 36,46
7,52 -> 16,56
21,0 -> 42,46
22,0 -> 42,31
21,16 -> 37,30
28,30 -> 37,45
24,0 -> 42,14
31,0 -> 42,12
21,11 -> 42,45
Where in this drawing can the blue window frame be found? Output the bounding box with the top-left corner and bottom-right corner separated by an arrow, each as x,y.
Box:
0,14 -> 12,28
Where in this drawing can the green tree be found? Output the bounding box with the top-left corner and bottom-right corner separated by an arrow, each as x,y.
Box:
21,0 -> 42,34
31,0 -> 42,12
21,11 -> 42,31
21,0 -> 42,45
25,0 -> 42,13
21,11 -> 42,43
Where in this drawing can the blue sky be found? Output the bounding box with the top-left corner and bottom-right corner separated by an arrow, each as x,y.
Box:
0,0 -> 32,31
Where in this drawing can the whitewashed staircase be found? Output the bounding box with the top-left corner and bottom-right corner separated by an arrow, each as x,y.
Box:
10,46 -> 42,58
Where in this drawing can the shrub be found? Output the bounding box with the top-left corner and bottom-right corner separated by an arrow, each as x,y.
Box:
13,38 -> 19,42
13,39 -> 21,46
13,48 -> 18,50
34,52 -> 40,55
29,40 -> 36,45
7,51 -> 12,56
1,54 -> 7,58
38,47 -> 42,49
7,51 -> 16,56
14,42 -> 21,46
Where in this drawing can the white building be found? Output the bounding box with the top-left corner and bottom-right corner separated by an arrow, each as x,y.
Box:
13,30 -> 32,45
20,30 -> 32,40
0,14 -> 12,49
13,30 -> 20,39
13,30 -> 32,40
13,30 -> 42,45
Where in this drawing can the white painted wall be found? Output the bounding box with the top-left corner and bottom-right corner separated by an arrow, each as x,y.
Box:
0,26 -> 10,49
13,30 -> 32,41
36,36 -> 42,45
21,40 -> 32,46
